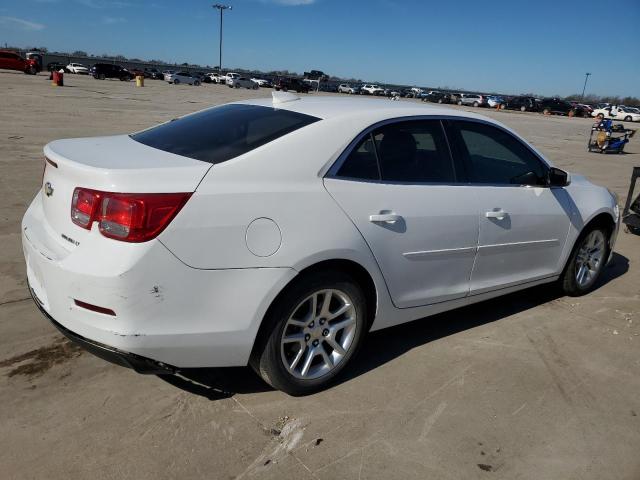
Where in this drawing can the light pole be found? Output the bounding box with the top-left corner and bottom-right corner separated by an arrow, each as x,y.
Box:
212,4 -> 232,72
581,72 -> 591,101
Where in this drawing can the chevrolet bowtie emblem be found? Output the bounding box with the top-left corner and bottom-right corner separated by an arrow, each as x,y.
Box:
45,182 -> 54,197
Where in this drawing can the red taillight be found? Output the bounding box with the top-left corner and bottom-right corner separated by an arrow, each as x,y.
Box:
71,188 -> 101,228
71,188 -> 191,242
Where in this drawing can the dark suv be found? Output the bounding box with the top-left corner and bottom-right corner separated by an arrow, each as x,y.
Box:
539,98 -> 589,117
423,91 -> 454,104
274,77 -> 311,93
90,63 -> 134,81
504,96 -> 539,112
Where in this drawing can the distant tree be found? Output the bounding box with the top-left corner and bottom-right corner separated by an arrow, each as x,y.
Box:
114,55 -> 126,61
72,50 -> 88,56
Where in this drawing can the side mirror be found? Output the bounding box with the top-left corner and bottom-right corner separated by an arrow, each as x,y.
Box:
548,167 -> 571,187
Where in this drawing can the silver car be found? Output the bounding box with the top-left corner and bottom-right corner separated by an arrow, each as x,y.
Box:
228,76 -> 259,89
338,84 -> 358,94
458,94 -> 487,107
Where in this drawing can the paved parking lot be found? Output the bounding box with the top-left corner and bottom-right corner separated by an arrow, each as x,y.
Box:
1,71 -> 639,480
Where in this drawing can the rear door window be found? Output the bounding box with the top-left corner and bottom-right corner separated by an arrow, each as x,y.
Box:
131,104 -> 320,164
374,120 -> 456,183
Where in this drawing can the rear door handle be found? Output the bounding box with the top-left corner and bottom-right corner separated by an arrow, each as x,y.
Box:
485,209 -> 508,220
369,213 -> 402,224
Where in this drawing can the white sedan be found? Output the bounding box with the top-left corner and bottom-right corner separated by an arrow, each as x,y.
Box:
66,63 -> 89,74
592,105 -> 640,122
23,94 -> 619,395
165,71 -> 201,86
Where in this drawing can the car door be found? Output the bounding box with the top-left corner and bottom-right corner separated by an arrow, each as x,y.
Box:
324,119 -> 479,308
445,120 -> 572,294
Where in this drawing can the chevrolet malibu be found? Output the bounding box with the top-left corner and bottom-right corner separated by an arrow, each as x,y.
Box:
23,93 -> 619,395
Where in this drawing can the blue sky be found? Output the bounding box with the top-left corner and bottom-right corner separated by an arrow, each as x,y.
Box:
1,0 -> 638,97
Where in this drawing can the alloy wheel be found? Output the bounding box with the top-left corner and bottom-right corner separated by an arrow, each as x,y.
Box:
575,230 -> 605,288
280,289 -> 357,380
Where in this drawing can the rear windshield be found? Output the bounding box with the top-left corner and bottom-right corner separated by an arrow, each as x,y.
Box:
131,104 -> 320,164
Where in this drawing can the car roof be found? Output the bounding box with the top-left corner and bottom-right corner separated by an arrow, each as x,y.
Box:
235,95 -> 492,124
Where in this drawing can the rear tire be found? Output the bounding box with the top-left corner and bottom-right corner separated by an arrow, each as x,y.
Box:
624,116 -> 632,122
174,78 -> 180,85
520,106 -> 526,112
560,225 -> 611,296
473,101 -> 479,107
194,80 -> 200,86
543,108 -> 551,115
98,73 -> 105,80
250,271 -> 368,396
457,100 -> 462,105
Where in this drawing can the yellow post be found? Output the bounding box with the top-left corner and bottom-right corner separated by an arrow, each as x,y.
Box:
136,75 -> 144,87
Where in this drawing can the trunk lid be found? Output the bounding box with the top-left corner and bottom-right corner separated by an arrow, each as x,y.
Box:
42,134 -> 211,248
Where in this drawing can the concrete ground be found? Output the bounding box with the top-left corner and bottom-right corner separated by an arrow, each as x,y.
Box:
0,71 -> 639,480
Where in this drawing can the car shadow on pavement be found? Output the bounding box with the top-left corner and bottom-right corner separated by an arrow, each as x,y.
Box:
159,252 -> 628,399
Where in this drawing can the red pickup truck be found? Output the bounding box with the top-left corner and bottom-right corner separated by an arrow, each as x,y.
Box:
0,50 -> 40,74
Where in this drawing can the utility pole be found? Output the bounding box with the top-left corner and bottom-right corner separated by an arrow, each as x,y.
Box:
212,4 -> 232,72
581,73 -> 591,101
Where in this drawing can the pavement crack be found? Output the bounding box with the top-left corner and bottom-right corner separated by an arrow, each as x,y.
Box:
0,297 -> 31,307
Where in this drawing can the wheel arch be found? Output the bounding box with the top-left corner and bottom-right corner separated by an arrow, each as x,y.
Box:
561,210 -> 617,276
249,258 -> 379,362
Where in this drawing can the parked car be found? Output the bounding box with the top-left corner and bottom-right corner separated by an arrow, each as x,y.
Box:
223,72 -> 240,85
228,76 -> 258,89
166,71 -> 201,86
204,73 -> 222,83
486,95 -> 504,108
274,77 -> 311,93
0,50 -> 40,74
338,84 -> 359,94
129,68 -> 145,78
360,84 -> 385,96
162,70 -> 176,81
144,68 -> 163,80
423,91 -> 453,104
304,69 -> 328,81
25,96 -> 619,395
46,62 -> 68,73
384,89 -> 401,97
66,63 -> 89,74
90,63 -> 133,81
503,96 -> 540,112
592,105 -> 640,122
251,77 -> 273,88
458,94 -> 487,107
539,98 -> 588,117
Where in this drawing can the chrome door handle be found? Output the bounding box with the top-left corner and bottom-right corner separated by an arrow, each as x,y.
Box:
369,213 -> 402,224
485,209 -> 508,220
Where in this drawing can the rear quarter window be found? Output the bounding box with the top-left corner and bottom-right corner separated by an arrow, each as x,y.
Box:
131,104 -> 320,164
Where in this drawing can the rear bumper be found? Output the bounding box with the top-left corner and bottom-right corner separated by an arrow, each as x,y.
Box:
22,193 -> 297,369
30,285 -> 176,374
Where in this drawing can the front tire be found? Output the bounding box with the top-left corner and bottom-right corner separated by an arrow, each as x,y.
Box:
250,271 -> 368,396
624,116 -> 632,122
560,226 -> 611,296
